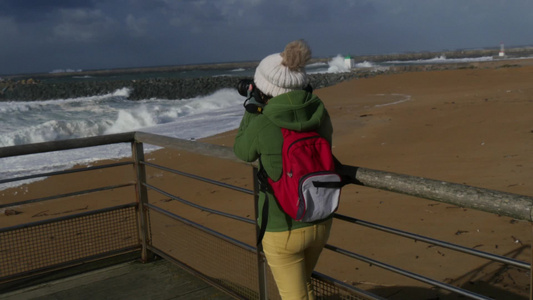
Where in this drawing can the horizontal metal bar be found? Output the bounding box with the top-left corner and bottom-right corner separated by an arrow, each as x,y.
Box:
134,132 -> 246,165
0,183 -> 135,210
142,161 -> 253,195
340,165 -> 533,222
0,132 -> 135,159
0,203 -> 137,233
334,213 -> 530,270
144,183 -> 254,225
146,203 -> 256,252
325,244 -> 492,300
0,161 -> 134,185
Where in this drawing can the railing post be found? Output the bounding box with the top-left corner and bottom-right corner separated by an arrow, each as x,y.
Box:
132,140 -> 153,262
253,166 -> 269,300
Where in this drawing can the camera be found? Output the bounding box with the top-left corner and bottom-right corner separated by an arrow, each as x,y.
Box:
237,79 -> 314,114
237,79 -> 265,114
237,79 -> 254,97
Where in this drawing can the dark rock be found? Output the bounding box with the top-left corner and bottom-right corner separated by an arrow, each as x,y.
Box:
0,72 -> 368,101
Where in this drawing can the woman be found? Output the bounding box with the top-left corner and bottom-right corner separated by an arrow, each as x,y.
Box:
233,40 -> 334,300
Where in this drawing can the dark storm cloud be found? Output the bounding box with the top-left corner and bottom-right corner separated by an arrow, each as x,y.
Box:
0,0 -> 96,21
1,0 -> 532,75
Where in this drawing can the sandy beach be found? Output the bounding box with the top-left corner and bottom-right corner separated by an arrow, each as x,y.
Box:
2,59 -> 533,299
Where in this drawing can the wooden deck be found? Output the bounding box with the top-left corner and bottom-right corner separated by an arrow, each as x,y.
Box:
0,259 -> 235,300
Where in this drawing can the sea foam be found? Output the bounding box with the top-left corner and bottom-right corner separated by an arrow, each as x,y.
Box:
0,88 -> 243,189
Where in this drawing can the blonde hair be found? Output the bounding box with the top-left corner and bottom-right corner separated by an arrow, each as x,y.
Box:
280,40 -> 312,71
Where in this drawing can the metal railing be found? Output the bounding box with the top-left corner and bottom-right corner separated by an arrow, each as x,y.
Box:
0,132 -> 531,299
0,133 -> 140,290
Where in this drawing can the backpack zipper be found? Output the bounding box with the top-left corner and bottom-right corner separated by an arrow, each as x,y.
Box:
287,135 -> 321,153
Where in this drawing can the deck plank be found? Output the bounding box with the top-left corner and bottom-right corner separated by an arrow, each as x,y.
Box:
0,259 -> 234,300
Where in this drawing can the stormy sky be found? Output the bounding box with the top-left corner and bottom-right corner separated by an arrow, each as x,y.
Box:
1,0 -> 532,75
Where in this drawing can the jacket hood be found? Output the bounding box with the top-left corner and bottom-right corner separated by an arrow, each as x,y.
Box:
262,90 -> 325,131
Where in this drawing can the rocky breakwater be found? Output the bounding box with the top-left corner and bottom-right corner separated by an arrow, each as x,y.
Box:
0,72 -> 367,101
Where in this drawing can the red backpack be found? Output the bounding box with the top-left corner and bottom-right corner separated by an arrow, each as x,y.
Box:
271,128 -> 342,220
257,128 -> 343,243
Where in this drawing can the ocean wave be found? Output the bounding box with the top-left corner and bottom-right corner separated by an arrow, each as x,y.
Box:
49,68 -> 83,74
355,61 -> 376,68
327,55 -> 351,73
385,55 -> 494,65
0,88 -> 244,189
307,62 -> 328,68
0,119 -> 110,147
0,87 -> 241,147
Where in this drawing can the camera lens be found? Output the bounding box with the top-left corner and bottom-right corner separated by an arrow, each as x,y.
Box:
237,79 -> 254,97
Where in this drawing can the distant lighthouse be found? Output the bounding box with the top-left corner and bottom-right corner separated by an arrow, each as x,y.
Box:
344,55 -> 355,69
499,42 -> 505,57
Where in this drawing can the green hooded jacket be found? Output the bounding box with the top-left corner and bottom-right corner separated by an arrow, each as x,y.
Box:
233,90 -> 333,232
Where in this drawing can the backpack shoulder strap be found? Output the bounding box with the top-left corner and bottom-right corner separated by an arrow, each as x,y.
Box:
256,192 -> 269,246
256,158 -> 269,245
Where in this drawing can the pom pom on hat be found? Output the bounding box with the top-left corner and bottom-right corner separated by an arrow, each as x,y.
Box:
281,40 -> 312,71
254,40 -> 311,97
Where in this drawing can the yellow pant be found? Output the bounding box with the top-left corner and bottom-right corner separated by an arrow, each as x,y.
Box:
262,218 -> 333,300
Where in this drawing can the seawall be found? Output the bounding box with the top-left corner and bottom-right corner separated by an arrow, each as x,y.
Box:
0,72 -> 372,101
1,46 -> 532,101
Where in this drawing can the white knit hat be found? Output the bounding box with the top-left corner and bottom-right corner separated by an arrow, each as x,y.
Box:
254,40 -> 311,97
